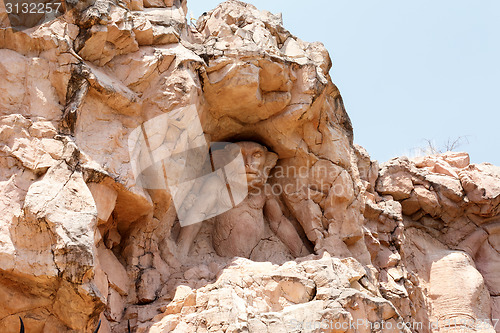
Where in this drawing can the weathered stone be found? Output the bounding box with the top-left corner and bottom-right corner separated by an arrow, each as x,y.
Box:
475,241 -> 500,295
0,0 -> 498,332
414,185 -> 441,217
88,182 -> 118,222
401,195 -> 421,215
97,245 -> 130,295
376,170 -> 413,200
137,269 -> 162,303
108,288 -> 125,322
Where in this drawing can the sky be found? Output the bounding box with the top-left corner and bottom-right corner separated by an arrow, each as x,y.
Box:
188,0 -> 500,166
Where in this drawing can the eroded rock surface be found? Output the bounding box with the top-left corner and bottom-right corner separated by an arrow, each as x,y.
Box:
0,0 -> 498,332
367,152 -> 500,332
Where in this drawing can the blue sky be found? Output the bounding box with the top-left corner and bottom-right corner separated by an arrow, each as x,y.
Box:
188,0 -> 500,166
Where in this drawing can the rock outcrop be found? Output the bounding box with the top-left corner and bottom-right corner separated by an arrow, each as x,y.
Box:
0,0 -> 498,332
367,152 -> 500,333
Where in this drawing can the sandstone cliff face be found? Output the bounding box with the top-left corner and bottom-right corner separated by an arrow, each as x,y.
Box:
0,0 -> 498,332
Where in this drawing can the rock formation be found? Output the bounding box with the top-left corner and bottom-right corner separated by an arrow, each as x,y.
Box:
0,0 -> 498,332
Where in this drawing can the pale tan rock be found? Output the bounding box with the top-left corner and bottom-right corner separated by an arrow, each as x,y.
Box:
152,25 -> 180,44
28,120 -> 57,138
203,60 -> 290,124
137,269 -> 161,303
105,228 -> 122,248
130,0 -> 144,11
0,50 -> 28,116
84,62 -> 142,115
23,161 -> 97,283
458,228 -> 488,257
432,160 -> 459,178
376,246 -> 400,268
443,151 -> 470,168
142,7 -> 186,31
78,7 -> 139,66
88,182 -> 118,222
429,251 -> 495,332
426,173 -> 462,197
376,170 -> 414,200
354,144 -> 379,192
87,183 -> 117,223
162,285 -> 196,315
0,166 -> 31,272
152,256 -> 406,332
97,244 -> 130,295
143,0 -> 166,7
403,228 -> 496,332
0,49 -> 62,120
183,264 -> 212,280
474,241 -> 500,295
379,269 -> 408,298
108,288 -> 125,322
401,195 -> 421,215
94,265 -> 109,302
459,164 -> 500,217
281,37 -> 307,59
415,151 -> 470,171
414,185 -> 441,217
40,138 -> 65,160
78,26 -> 115,66
132,15 -> 154,45
0,114 -> 57,174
